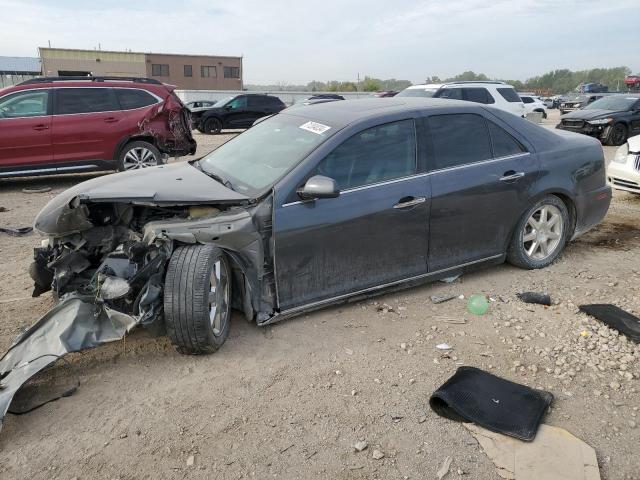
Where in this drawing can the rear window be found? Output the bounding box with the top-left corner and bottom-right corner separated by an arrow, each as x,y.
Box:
115,89 -> 157,110
487,121 -> 526,157
55,88 -> 117,114
463,88 -> 494,104
497,88 -> 521,103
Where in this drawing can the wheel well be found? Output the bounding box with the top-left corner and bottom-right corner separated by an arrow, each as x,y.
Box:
114,136 -> 157,160
549,192 -> 576,235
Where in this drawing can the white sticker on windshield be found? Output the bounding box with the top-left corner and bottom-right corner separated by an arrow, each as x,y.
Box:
299,121 -> 331,135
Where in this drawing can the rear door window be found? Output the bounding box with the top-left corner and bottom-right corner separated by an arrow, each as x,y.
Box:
463,88 -> 494,104
521,96 -> 534,104
248,96 -> 267,108
428,114 -> 492,169
115,89 -> 158,110
487,121 -> 526,157
497,88 -> 522,102
55,88 -> 117,114
316,119 -> 416,190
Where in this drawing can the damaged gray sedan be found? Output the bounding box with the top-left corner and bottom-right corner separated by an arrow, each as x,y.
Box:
0,98 -> 611,428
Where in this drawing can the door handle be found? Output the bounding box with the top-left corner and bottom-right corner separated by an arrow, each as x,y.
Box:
393,196 -> 426,209
500,171 -> 525,182
32,124 -> 49,131
104,117 -> 119,123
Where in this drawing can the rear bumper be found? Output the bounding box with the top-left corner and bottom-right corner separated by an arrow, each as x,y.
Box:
571,185 -> 612,239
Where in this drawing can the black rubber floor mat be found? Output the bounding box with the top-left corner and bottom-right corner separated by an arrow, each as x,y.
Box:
579,304 -> 640,342
429,366 -> 553,441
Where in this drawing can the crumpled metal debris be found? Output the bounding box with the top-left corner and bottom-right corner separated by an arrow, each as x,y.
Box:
0,226 -> 33,236
0,294 -> 139,431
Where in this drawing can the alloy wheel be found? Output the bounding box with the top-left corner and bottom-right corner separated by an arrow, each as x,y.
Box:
122,147 -> 158,170
209,259 -> 230,336
522,204 -> 563,260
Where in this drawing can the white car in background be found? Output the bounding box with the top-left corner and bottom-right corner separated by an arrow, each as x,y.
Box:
396,81 -> 525,117
520,94 -> 548,119
607,135 -> 640,194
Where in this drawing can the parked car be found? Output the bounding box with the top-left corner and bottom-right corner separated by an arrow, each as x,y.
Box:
28,98 -> 611,356
543,95 -> 564,109
0,76 -> 196,177
556,94 -> 640,146
607,134 -> 640,193
304,94 -> 345,101
558,93 -> 609,114
185,100 -> 216,110
397,81 -> 525,117
520,94 -> 548,118
372,91 -> 398,97
195,94 -> 286,134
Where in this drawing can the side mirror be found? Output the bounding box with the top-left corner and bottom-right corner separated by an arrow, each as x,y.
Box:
224,104 -> 233,110
298,175 -> 340,200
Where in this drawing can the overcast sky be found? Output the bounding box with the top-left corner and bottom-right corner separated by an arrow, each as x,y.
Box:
1,0 -> 638,84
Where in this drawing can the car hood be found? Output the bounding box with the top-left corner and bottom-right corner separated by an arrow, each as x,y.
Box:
34,162 -> 249,236
628,134 -> 640,152
562,109 -> 624,120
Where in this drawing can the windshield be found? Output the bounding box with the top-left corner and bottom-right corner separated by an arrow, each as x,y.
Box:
396,88 -> 438,98
199,114 -> 335,196
213,96 -> 233,107
584,96 -> 639,111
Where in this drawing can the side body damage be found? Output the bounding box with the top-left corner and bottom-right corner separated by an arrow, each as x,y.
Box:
0,168 -> 275,429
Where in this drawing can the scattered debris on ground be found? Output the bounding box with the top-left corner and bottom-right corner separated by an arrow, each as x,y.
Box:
465,423 -> 601,480
437,455 -> 453,479
0,226 -> 32,236
517,292 -> 552,306
579,304 -> 640,342
21,187 -> 51,194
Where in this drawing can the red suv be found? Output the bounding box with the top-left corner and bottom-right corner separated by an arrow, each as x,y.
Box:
0,76 -> 196,178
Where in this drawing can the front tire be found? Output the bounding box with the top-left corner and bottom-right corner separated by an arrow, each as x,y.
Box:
507,195 -> 570,269
203,117 -> 222,135
164,245 -> 231,354
117,141 -> 162,171
605,123 -> 627,146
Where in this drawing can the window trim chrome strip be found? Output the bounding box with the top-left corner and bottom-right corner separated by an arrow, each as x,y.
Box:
280,152 -> 530,208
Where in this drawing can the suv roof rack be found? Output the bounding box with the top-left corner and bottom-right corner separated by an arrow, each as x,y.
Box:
446,80 -> 507,85
17,76 -> 163,86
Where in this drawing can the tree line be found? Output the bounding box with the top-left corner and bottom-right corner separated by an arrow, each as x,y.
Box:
246,66 -> 637,94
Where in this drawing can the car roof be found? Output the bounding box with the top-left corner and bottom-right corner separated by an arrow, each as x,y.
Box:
1,79 -> 171,95
280,97 -> 475,126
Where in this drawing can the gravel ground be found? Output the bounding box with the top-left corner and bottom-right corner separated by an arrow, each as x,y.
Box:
0,111 -> 638,479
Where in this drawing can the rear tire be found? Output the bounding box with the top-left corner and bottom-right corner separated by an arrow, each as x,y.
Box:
203,117 -> 223,135
117,141 -> 162,171
164,244 -> 231,354
507,195 -> 570,270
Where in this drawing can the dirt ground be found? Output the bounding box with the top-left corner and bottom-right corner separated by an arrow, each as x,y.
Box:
0,111 -> 638,480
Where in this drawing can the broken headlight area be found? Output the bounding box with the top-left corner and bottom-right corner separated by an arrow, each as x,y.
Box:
29,202 -> 192,334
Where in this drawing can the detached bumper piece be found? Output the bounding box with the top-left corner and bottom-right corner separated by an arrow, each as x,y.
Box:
0,294 -> 139,431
